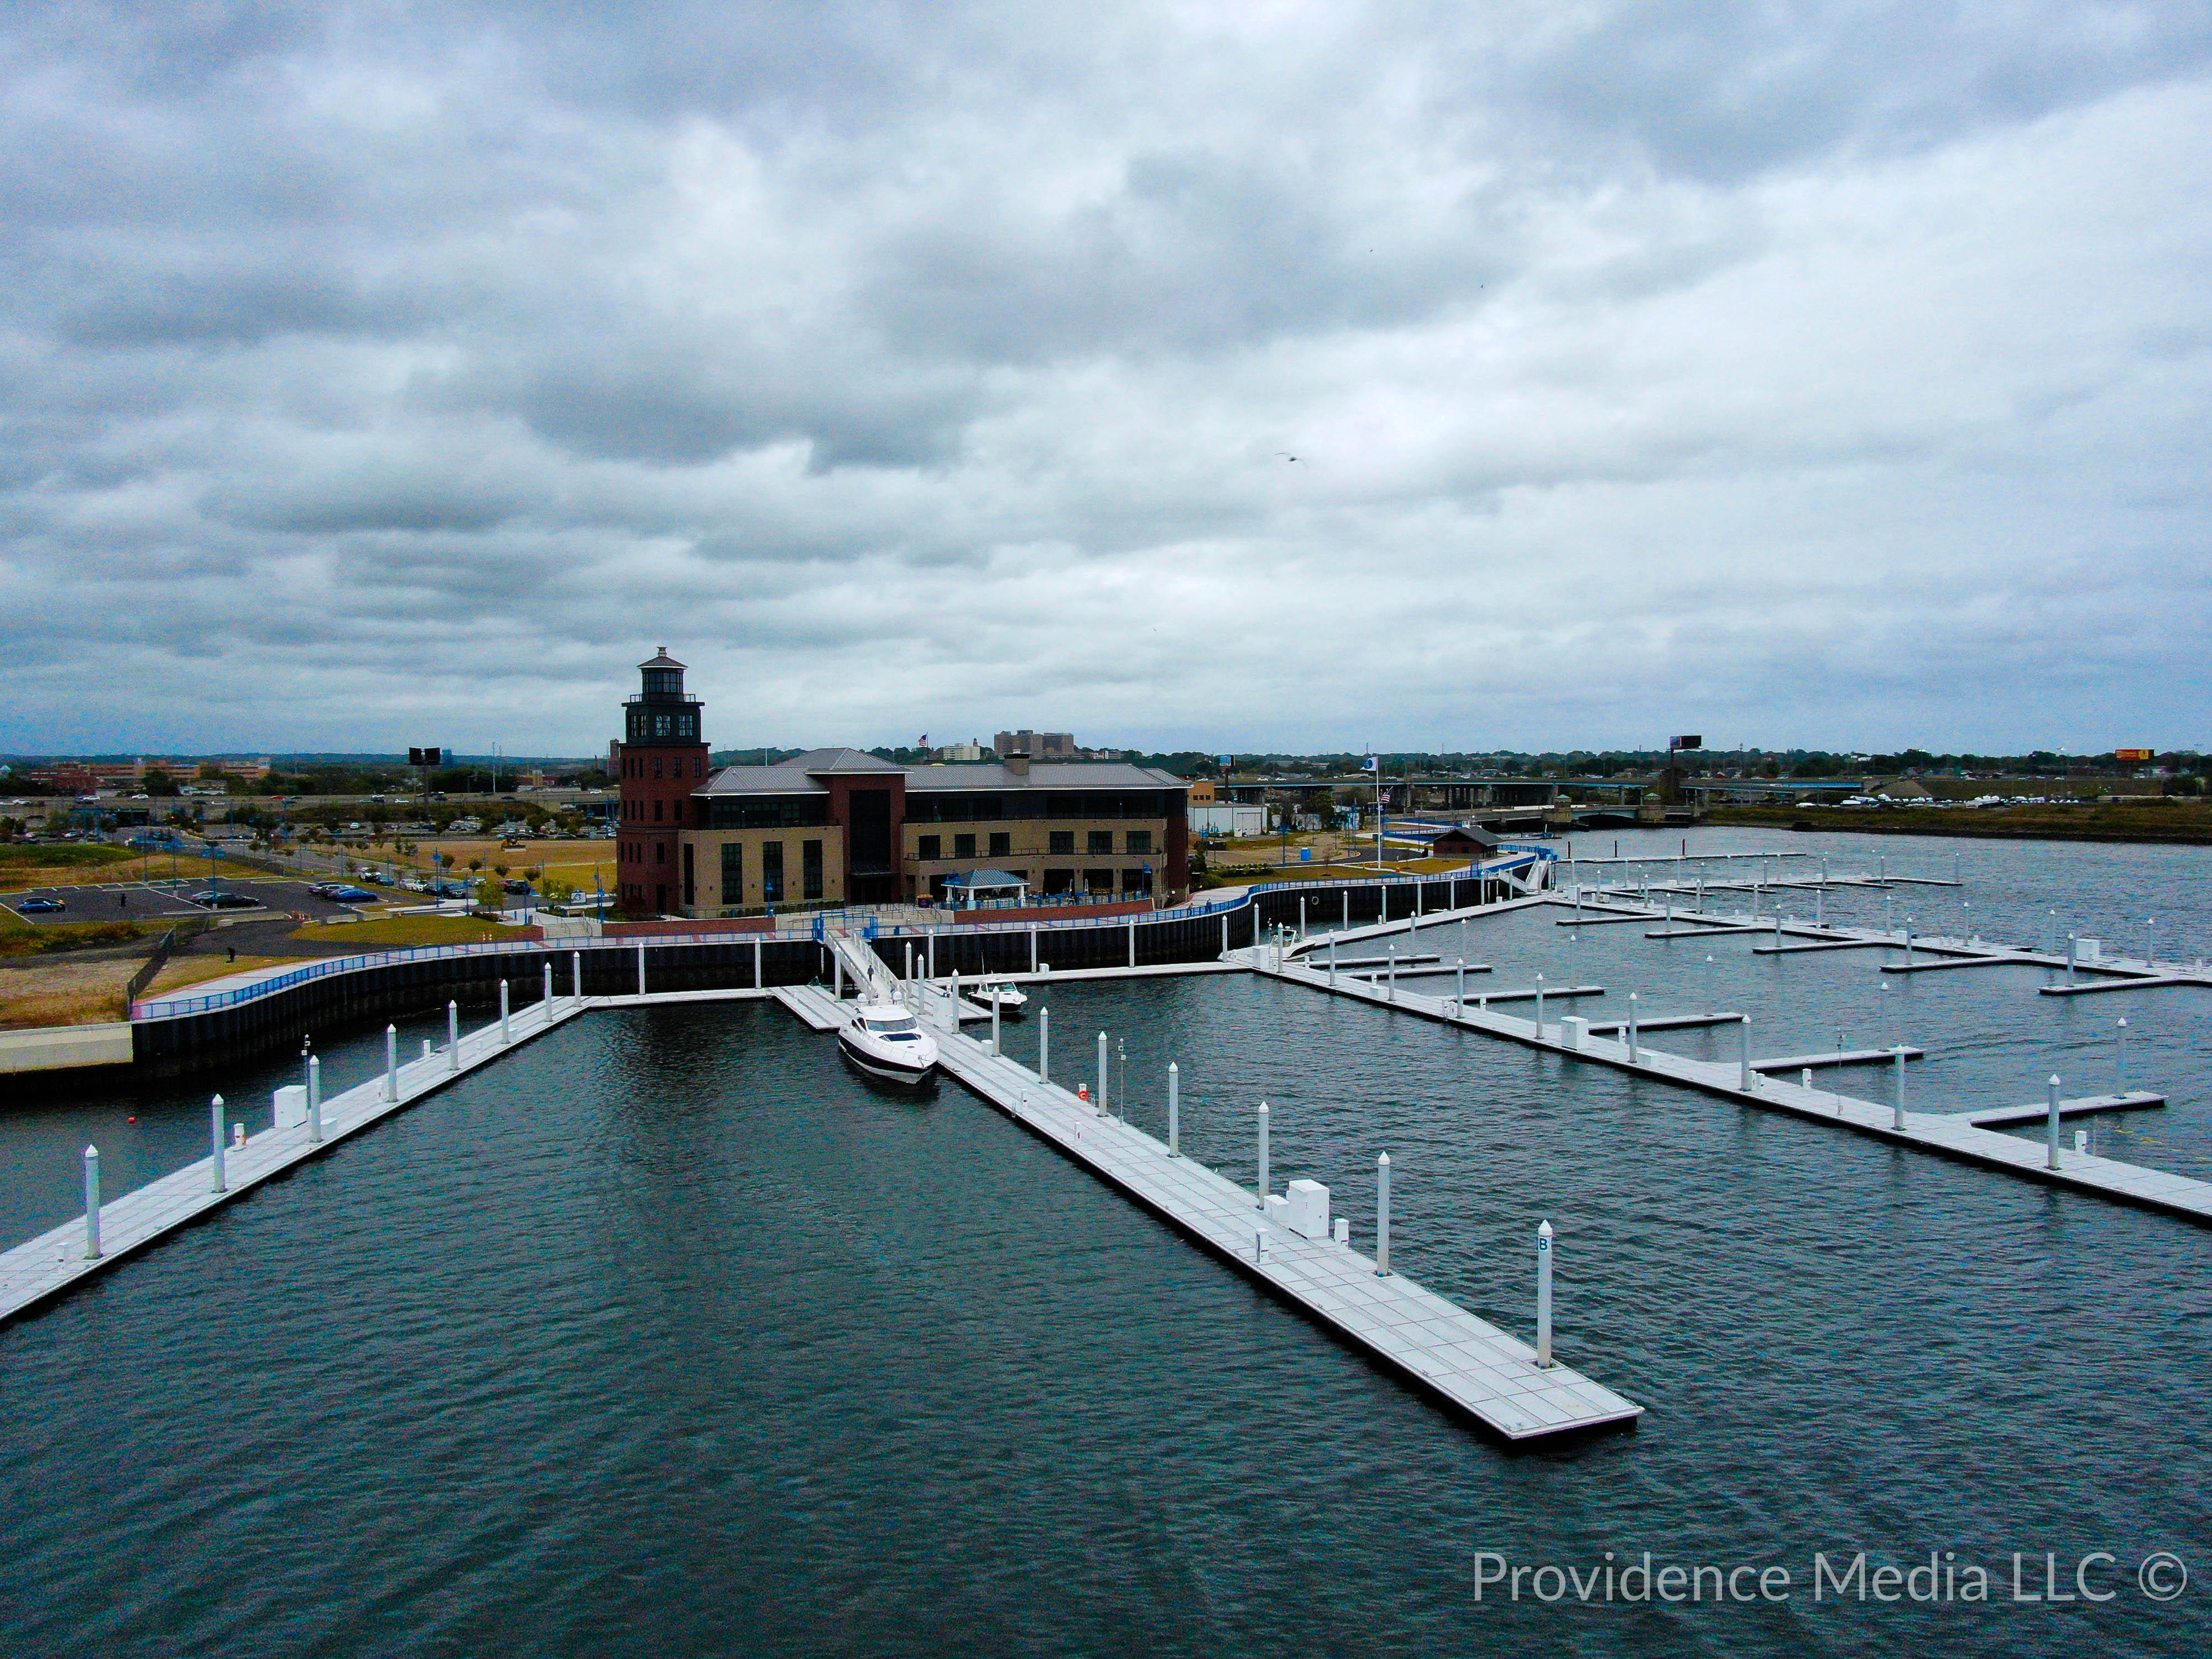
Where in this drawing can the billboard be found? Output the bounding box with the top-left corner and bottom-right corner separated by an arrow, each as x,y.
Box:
408,747 -> 443,768
2114,748 -> 2154,763
1668,734 -> 1703,751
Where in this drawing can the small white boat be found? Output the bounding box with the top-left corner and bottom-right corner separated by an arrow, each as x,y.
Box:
837,1001 -> 940,1086
968,980 -> 1030,1016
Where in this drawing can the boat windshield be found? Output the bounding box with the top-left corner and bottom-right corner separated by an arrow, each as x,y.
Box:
864,1015 -> 919,1033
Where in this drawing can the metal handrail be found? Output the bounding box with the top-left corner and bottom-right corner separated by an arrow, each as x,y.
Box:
132,861 -> 1541,1019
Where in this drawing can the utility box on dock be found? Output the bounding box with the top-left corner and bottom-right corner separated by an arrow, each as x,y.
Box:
273,1085 -> 308,1129
2077,938 -> 2103,964
1285,1180 -> 1331,1241
1560,1016 -> 1589,1050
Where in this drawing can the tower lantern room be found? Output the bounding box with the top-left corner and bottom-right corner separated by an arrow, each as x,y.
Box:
626,647 -> 702,745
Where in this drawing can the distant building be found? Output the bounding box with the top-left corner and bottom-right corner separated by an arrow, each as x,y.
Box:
934,739 -> 989,761
995,729 -> 1074,760
612,654 -> 1189,917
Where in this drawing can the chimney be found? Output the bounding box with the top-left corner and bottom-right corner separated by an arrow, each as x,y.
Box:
1006,755 -> 1031,778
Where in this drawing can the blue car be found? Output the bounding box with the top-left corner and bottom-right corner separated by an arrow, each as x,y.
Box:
327,886 -> 379,903
18,896 -> 65,914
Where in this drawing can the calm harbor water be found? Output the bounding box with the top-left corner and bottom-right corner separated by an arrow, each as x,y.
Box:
3,826 -> 2208,1656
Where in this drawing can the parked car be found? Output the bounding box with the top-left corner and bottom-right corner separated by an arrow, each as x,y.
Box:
327,886 -> 379,903
184,890 -> 259,909
502,879 -> 533,895
17,896 -> 65,913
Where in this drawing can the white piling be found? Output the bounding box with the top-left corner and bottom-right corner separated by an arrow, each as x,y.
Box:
1167,1062 -> 1180,1155
543,962 -> 554,1004
500,979 -> 512,1042
1387,943 -> 1396,1000
2046,1074 -> 2063,1169
1626,992 -> 1640,1061
1533,972 -> 1545,1036
1097,1032 -> 1109,1115
82,1146 -> 101,1260
1801,1067 -> 1813,1092
1904,925 -> 1915,968
1892,1046 -> 1907,1130
1128,919 -> 1136,968
2116,1019 -> 2130,1095
1039,1007 -> 1050,1082
1375,1153 -> 1391,1276
2065,933 -> 2076,985
1329,937 -> 1338,985
1535,1220 -> 1553,1368
307,1054 -> 323,1144
2075,1129 -> 2089,1157
990,989 -> 1001,1057
383,1025 -> 398,1101
447,1001 -> 460,1070
638,943 -> 648,997
570,949 -> 582,1000
1739,1018 -> 1752,1089
1455,957 -> 1465,1008
1256,1101 -> 1270,1205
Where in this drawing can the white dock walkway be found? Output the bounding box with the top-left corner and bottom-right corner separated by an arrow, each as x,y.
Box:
921,1021 -> 1640,1441
1246,954 -> 2212,1229
0,990 -> 593,1327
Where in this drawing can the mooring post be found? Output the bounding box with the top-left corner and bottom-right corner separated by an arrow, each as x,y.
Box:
1739,1016 -> 1752,1090
210,1095 -> 227,1191
1892,1045 -> 1908,1130
445,1000 -> 459,1070
1097,1032 -> 1109,1115
1039,1007 -> 1050,1082
2046,1074 -> 2063,1169
1167,1062 -> 1180,1155
1029,926 -> 1039,972
1536,1219 -> 1553,1368
570,950 -> 582,1001
1256,1101 -> 1270,1204
1117,1038 -> 1126,1117
384,1025 -> 398,1101
543,962 -> 554,1004
1904,925 -> 1914,968
1533,972 -> 1545,1036
990,989 -> 1001,1057
754,937 -> 763,989
2116,1019 -> 2129,1095
1300,895 -> 1307,937
1128,919 -> 1136,968
499,979 -> 511,1043
1627,992 -> 1640,1061
1455,957 -> 1465,1008
82,1146 -> 101,1260
1343,889 -> 1350,928
1387,943 -> 1396,1000
1375,1153 -> 1391,1276
307,1054 -> 323,1145
638,943 -> 648,997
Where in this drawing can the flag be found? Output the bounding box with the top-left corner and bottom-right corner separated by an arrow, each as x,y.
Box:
1362,755 -> 1378,772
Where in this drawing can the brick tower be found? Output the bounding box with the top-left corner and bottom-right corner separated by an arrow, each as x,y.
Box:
615,647 -> 710,916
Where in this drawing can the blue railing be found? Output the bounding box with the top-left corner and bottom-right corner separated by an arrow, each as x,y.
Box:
134,864 -> 1541,1019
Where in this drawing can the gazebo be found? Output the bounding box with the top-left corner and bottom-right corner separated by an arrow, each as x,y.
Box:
941,868 -> 1029,909
1430,825 -> 1503,862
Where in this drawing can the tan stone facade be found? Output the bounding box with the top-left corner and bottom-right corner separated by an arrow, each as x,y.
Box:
901,817 -> 1166,900
682,827 -> 847,912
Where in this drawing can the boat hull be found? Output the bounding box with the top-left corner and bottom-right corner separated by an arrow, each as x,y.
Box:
837,1028 -> 938,1085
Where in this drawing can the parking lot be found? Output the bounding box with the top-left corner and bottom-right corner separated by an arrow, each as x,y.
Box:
0,877 -> 366,926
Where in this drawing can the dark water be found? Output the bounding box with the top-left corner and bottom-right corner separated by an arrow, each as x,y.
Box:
3,827 -> 2209,1656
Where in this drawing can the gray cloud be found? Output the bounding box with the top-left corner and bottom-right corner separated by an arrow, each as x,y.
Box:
1,1 -> 2208,756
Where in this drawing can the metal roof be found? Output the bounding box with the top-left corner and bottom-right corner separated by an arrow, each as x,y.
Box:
698,754 -> 1187,797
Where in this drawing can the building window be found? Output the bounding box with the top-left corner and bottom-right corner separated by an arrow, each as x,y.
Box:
1122,869 -> 1152,894
720,841 -> 743,902
988,831 -> 1010,857
1045,869 -> 1075,894
953,833 -> 976,859
683,842 -> 695,907
762,841 -> 784,902
654,755 -> 664,779
802,839 -> 823,901
1082,868 -> 1113,893
917,834 -> 941,859
1049,830 -> 1074,854
1087,830 -> 1114,854
654,799 -> 664,822
654,842 -> 666,864
1126,830 -> 1153,854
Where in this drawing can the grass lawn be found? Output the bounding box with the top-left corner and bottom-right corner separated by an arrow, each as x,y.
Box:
0,842 -> 144,892
286,915 -> 531,948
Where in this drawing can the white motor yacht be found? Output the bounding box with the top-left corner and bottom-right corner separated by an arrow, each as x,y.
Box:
837,1000 -> 940,1086
969,980 -> 1030,1016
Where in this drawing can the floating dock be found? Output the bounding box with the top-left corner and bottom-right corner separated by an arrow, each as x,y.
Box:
779,977 -> 1641,1442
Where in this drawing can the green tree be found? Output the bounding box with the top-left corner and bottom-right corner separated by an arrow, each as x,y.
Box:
141,767 -> 181,797
474,877 -> 505,910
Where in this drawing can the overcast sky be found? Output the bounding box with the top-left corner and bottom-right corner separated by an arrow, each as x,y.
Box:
3,2 -> 2208,758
